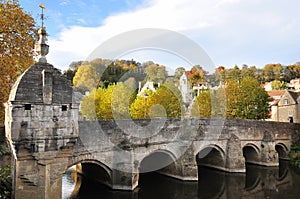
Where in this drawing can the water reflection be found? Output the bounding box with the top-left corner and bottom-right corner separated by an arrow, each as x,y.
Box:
63,161 -> 300,199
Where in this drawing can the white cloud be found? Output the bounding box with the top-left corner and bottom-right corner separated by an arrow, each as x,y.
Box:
47,0 -> 300,71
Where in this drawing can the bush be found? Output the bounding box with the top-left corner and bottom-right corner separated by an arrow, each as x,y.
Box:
0,166 -> 11,199
290,142 -> 300,168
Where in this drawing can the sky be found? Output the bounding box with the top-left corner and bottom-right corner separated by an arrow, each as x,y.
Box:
19,0 -> 300,74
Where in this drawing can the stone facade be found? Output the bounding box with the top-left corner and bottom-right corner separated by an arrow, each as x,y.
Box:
5,62 -> 80,199
275,90 -> 300,123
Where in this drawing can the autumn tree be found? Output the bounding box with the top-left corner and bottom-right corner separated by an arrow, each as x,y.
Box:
130,83 -> 183,119
151,83 -> 183,118
130,90 -> 154,119
73,64 -> 99,93
0,0 -> 37,124
80,83 -> 135,120
224,79 -> 241,118
111,83 -> 136,119
191,91 -> 212,117
211,88 -> 226,118
185,65 -> 206,86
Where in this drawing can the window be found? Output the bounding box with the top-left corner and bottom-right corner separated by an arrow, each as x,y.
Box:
284,99 -> 289,105
24,104 -> 31,110
62,105 -> 68,111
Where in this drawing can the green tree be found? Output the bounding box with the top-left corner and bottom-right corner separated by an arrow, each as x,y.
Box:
212,88 -> 227,118
63,68 -> 76,84
240,65 -> 257,79
263,63 -> 284,81
227,65 -> 241,81
0,0 -> 36,124
290,141 -> 300,168
238,77 -> 270,119
73,64 -> 99,92
271,80 -> 286,90
284,64 -> 300,82
145,64 -> 167,83
174,67 -> 185,84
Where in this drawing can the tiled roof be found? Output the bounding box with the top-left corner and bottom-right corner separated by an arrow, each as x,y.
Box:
267,90 -> 285,98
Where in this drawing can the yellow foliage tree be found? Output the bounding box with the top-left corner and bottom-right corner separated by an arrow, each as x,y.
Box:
80,83 -> 135,120
0,0 -> 36,124
73,64 -> 99,92
191,91 -> 212,117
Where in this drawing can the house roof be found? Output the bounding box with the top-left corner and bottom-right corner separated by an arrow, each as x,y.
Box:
288,90 -> 300,102
272,99 -> 280,106
267,90 -> 285,98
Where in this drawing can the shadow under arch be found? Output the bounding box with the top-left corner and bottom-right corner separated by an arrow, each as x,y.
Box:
196,145 -> 226,199
62,159 -> 112,198
243,143 -> 260,165
138,150 -> 198,199
275,143 -> 289,160
196,145 -> 226,171
139,149 -> 178,174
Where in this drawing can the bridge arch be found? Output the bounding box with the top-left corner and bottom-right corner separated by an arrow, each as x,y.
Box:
66,159 -> 113,189
196,144 -> 226,170
243,143 -> 260,164
139,149 -> 178,173
275,143 -> 289,160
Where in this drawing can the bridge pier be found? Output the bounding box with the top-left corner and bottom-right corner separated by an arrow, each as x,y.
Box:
14,158 -> 63,199
111,149 -> 139,190
154,146 -> 198,181
225,134 -> 246,172
259,131 -> 279,166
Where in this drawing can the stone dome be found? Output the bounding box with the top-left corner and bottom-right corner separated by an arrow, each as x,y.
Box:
9,62 -> 73,104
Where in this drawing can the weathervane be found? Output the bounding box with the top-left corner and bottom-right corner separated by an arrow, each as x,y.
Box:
39,4 -> 46,29
35,4 -> 49,63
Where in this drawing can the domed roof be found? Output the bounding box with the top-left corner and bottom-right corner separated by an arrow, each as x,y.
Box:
9,62 -> 73,104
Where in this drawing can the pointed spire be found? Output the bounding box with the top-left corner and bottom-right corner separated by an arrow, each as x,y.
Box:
35,4 -> 49,63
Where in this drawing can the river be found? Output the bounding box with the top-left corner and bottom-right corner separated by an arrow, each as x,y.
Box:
62,161 -> 300,199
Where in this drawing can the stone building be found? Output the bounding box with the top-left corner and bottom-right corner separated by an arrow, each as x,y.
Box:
137,81 -> 160,96
268,90 -> 285,121
5,25 -> 80,198
272,90 -> 300,123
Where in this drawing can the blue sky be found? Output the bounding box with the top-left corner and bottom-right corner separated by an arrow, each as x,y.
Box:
19,0 -> 300,73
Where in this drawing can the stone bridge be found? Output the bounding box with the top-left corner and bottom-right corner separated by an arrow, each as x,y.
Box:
4,62 -> 300,199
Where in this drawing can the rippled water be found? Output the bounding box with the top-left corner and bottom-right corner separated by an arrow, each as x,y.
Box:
62,173 -> 76,199
62,161 -> 300,199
